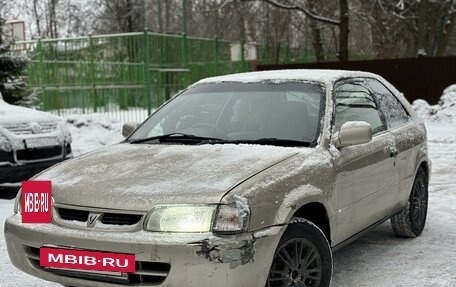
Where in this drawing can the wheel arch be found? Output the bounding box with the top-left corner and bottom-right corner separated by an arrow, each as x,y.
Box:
292,202 -> 331,245
418,160 -> 429,181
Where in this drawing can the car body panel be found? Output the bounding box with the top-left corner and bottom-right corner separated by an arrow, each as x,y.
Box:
35,143 -> 299,210
391,121 -> 428,205
221,147 -> 335,231
4,214 -> 285,287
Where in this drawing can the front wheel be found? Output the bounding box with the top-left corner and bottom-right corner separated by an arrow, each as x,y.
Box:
390,167 -> 428,237
266,218 -> 332,287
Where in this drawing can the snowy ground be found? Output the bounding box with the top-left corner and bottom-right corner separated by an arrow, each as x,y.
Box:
1,88 -> 456,286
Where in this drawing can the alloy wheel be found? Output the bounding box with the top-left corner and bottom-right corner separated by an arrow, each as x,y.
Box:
267,238 -> 322,287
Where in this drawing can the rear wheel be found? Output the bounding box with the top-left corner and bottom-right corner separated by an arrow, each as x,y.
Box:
390,167 -> 428,237
266,218 -> 332,287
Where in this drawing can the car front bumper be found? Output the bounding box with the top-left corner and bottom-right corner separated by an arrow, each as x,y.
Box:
0,143 -> 72,184
0,157 -> 68,184
4,214 -> 284,287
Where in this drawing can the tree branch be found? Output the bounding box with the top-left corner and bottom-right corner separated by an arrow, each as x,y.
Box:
242,0 -> 340,25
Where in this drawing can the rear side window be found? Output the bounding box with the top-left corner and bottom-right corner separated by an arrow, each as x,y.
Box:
334,81 -> 385,134
366,78 -> 410,129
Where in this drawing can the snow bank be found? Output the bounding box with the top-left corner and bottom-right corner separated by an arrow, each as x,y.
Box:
65,114 -> 124,156
412,84 -> 456,122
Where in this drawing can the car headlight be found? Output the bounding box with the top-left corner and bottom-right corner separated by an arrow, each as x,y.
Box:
144,202 -> 250,234
144,205 -> 217,233
13,189 -> 21,215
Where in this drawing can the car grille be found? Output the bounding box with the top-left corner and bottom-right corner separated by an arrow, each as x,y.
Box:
3,122 -> 58,135
57,208 -> 143,226
58,208 -> 89,222
16,146 -> 63,161
25,246 -> 170,285
102,213 -> 143,225
0,150 -> 14,162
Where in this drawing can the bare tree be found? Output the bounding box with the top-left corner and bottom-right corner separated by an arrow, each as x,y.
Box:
48,0 -> 59,38
244,0 -> 349,61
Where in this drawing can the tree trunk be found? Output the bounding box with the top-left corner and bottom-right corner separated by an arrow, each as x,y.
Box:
157,0 -> 163,32
338,0 -> 349,61
33,0 -> 41,37
165,1 -> 170,33
416,0 -> 429,55
310,19 -> 325,61
436,11 -> 456,56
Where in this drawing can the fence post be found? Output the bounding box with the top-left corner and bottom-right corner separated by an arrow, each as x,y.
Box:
181,33 -> 189,90
241,39 -> 245,72
214,37 -> 218,75
286,43 -> 290,64
181,33 -> 188,66
88,34 -> 97,112
36,38 -> 47,110
143,29 -> 152,115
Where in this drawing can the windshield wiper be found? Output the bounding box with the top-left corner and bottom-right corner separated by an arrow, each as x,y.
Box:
203,138 -> 311,147
129,133 -> 222,144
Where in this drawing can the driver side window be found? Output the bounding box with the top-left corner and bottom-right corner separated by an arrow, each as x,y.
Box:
334,81 -> 385,134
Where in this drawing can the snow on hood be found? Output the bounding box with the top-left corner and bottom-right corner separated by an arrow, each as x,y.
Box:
0,100 -> 61,124
36,143 -> 301,211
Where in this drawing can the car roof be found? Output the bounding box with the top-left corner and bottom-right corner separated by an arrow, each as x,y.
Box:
193,69 -> 380,86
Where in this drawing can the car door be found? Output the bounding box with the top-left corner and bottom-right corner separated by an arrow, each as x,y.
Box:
331,79 -> 400,244
365,78 -> 419,207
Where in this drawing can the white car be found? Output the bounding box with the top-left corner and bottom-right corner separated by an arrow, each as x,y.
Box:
0,93 -> 72,183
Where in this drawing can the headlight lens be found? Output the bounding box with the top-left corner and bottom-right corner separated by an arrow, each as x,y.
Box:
13,189 -> 21,215
144,202 -> 251,234
144,205 -> 217,232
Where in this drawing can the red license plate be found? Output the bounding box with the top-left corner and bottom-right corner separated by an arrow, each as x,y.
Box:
40,247 -> 136,273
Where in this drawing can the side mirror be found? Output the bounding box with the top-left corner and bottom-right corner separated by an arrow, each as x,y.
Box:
335,121 -> 372,148
122,122 -> 139,138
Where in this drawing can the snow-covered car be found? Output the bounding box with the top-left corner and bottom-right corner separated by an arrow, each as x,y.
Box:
5,70 -> 429,287
0,93 -> 72,183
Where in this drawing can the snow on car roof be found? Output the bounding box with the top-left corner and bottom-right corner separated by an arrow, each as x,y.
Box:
194,69 -> 380,85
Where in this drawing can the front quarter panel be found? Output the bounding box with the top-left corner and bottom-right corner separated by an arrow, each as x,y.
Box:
222,147 -> 336,237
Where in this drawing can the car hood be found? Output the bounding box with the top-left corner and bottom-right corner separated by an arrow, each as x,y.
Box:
0,101 -> 61,124
36,143 -> 300,211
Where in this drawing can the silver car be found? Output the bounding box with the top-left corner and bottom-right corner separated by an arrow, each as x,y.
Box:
5,70 -> 429,287
0,93 -> 72,184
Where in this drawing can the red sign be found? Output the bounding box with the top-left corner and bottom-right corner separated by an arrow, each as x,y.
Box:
21,181 -> 52,223
40,247 -> 136,273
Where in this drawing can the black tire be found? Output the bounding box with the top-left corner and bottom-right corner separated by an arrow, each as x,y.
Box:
266,217 -> 332,287
390,167 -> 428,238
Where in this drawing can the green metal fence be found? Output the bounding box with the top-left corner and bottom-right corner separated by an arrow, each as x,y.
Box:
10,32 -> 312,122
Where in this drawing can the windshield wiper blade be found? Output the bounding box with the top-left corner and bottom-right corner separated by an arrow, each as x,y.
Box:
129,133 -> 222,144
204,138 -> 310,147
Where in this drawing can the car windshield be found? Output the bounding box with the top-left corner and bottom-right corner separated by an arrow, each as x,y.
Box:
128,81 -> 325,146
